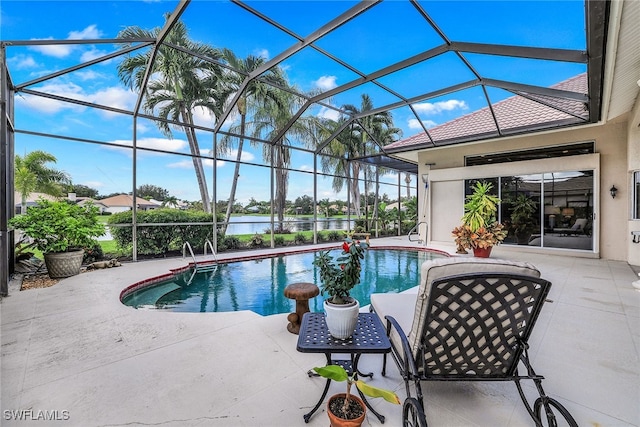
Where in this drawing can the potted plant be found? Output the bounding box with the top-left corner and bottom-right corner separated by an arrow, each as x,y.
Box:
507,194 -> 538,245
452,181 -> 507,257
312,364 -> 400,427
9,199 -> 106,278
313,237 -> 368,339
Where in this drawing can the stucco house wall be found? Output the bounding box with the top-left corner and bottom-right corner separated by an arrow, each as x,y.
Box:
417,119 -> 629,262
628,99 -> 640,267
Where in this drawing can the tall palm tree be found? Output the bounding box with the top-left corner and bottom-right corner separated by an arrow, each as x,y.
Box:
14,150 -> 70,212
117,16 -> 224,213
218,49 -> 287,232
318,94 -> 398,218
248,87 -> 319,229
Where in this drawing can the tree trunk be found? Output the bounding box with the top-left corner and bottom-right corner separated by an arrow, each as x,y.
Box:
351,162 -> 361,217
180,107 -> 211,213
223,111 -> 246,233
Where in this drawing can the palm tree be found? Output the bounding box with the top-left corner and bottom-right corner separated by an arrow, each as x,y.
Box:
117,16 -> 224,213
217,49 -> 287,232
318,94 -> 399,218
14,150 -> 70,213
247,87 -> 320,229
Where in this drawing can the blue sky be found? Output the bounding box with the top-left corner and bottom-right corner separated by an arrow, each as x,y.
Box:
0,0 -> 587,204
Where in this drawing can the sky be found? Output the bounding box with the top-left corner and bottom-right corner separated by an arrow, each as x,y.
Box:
0,0 -> 587,205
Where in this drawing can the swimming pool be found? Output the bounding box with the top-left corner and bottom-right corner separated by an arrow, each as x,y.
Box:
121,248 -> 446,315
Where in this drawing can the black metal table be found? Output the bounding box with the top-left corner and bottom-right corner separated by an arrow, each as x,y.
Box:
296,312 -> 392,423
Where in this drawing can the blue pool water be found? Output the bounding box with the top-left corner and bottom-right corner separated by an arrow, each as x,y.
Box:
121,248 -> 445,315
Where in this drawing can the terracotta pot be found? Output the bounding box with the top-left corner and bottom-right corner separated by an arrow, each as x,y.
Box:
327,393 -> 366,427
473,246 -> 492,258
324,298 -> 359,339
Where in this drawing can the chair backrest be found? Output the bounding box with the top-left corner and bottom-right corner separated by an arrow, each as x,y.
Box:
408,257 -> 540,374
419,272 -> 550,378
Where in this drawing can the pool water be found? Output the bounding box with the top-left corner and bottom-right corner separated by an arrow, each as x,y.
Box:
121,249 -> 445,315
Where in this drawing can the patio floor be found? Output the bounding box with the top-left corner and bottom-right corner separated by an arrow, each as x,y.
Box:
1,237 -> 639,426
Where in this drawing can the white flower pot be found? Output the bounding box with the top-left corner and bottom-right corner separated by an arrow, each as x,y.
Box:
324,298 -> 359,339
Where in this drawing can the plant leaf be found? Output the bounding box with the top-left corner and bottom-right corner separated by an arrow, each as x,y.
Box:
355,380 -> 400,404
312,365 -> 348,382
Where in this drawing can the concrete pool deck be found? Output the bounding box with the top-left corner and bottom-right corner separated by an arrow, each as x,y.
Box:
1,237 -> 639,426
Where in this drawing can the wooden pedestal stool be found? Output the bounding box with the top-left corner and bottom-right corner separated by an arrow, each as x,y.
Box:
284,282 -> 320,334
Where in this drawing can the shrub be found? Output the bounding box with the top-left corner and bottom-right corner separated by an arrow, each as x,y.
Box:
293,232 -> 307,245
249,233 -> 264,248
9,199 -> 105,254
108,209 -> 220,255
317,231 -> 328,242
222,235 -> 241,250
274,236 -> 285,247
327,230 -> 342,241
83,242 -> 104,264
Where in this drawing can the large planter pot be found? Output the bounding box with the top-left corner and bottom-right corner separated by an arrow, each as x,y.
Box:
327,393 -> 366,427
472,246 -> 492,258
324,298 -> 360,339
44,249 -> 84,278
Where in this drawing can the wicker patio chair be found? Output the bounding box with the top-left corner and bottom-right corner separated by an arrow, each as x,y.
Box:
370,257 -> 577,427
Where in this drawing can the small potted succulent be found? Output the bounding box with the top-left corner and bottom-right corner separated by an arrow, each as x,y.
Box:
9,199 -> 105,278
312,364 -> 399,427
452,181 -> 506,257
313,237 -> 368,339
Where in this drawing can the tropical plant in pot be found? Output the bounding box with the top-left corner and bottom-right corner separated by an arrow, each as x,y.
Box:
9,199 -> 106,278
452,181 -> 507,257
313,237 -> 368,339
507,193 -> 538,245
312,364 -> 400,427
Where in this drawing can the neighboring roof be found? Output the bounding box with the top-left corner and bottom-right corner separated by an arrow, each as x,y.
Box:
386,73 -> 588,152
13,192 -> 57,204
99,194 -> 158,208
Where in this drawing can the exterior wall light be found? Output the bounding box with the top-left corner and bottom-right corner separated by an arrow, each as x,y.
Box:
610,185 -> 618,199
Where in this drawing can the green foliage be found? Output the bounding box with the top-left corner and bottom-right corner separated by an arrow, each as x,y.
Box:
293,232 -> 307,244
220,235 -> 241,251
312,365 -> 399,414
507,194 -> 538,235
461,181 -> 501,232
9,199 -> 105,253
107,209 -> 217,255
83,242 -> 104,264
273,235 -> 286,247
327,230 -> 343,241
249,233 -> 264,248
313,238 -> 368,304
137,184 -> 170,201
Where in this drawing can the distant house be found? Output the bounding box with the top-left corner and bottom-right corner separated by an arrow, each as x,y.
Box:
76,198 -> 108,214
14,192 -> 57,214
98,194 -> 160,214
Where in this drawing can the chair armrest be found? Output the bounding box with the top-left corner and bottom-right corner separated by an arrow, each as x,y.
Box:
384,315 -> 421,378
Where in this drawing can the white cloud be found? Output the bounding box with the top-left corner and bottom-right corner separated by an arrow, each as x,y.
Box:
80,48 -> 109,63
408,118 -> 437,129
28,25 -> 104,59
228,149 -> 255,162
254,48 -> 269,60
413,99 -> 468,115
15,82 -> 136,116
29,40 -> 73,58
109,137 -> 188,152
317,106 -> 341,121
298,164 -> 312,171
314,75 -> 337,91
83,181 -> 105,189
9,54 -> 38,69
68,25 -> 103,40
75,70 -> 104,81
167,158 -> 226,169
